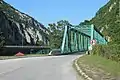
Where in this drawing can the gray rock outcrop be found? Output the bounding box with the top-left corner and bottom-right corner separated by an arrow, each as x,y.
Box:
0,0 -> 49,46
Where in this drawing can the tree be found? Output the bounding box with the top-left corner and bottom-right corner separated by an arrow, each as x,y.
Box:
0,32 -> 5,48
36,40 -> 44,46
48,20 -> 69,49
79,20 -> 91,25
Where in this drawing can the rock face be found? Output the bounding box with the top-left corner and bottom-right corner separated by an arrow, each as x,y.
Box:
0,0 -> 49,46
90,0 -> 120,43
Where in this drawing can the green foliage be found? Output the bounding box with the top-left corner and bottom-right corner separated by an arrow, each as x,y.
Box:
0,32 -> 5,47
79,20 -> 91,25
0,32 -> 5,54
92,44 -> 120,62
83,0 -> 120,63
90,0 -> 120,44
78,55 -> 120,78
48,20 -> 69,49
0,1 -> 22,21
36,40 -> 44,46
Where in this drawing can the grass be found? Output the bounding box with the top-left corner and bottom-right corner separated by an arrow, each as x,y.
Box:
77,55 -> 120,79
0,54 -> 48,60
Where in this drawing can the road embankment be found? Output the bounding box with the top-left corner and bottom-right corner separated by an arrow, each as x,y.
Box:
74,55 -> 120,80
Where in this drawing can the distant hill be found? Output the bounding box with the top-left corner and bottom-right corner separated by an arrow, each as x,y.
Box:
0,0 -> 49,45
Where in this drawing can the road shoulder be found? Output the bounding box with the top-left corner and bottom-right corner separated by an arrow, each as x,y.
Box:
74,55 -> 120,80
73,56 -> 93,80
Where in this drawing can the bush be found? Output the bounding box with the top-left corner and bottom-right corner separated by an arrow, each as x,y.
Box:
92,44 -> 120,62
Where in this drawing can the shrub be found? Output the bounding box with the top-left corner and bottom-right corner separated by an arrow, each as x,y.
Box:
92,44 -> 120,62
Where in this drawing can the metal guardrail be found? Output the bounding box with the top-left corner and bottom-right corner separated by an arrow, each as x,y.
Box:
3,46 -> 50,49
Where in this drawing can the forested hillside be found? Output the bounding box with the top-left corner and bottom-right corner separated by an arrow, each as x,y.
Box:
90,0 -> 120,62
90,0 -> 120,44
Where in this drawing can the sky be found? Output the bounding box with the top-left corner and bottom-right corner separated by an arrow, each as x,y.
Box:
5,0 -> 109,27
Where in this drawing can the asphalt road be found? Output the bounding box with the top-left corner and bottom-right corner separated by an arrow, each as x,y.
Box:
0,54 -> 83,80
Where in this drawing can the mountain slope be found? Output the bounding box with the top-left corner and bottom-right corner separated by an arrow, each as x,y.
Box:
0,0 -> 49,45
90,0 -> 120,44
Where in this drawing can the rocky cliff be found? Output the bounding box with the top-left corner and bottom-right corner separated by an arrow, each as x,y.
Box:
0,0 -> 49,46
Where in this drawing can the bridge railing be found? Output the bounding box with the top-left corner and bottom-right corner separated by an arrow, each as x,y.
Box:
2,46 -> 51,55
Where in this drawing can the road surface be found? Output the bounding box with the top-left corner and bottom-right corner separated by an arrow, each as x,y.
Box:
0,55 -> 83,80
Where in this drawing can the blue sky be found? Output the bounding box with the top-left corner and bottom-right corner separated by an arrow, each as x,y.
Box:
5,0 -> 109,27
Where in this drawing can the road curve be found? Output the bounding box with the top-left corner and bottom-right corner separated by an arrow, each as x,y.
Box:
0,55 -> 83,80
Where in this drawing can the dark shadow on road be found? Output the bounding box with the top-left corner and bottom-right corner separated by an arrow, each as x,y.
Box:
52,51 -> 86,56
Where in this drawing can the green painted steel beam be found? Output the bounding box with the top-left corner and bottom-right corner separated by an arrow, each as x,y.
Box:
61,25 -> 68,53
61,24 -> 107,54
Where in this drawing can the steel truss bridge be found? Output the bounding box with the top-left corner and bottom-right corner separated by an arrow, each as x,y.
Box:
61,24 -> 107,54
2,24 -> 107,55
